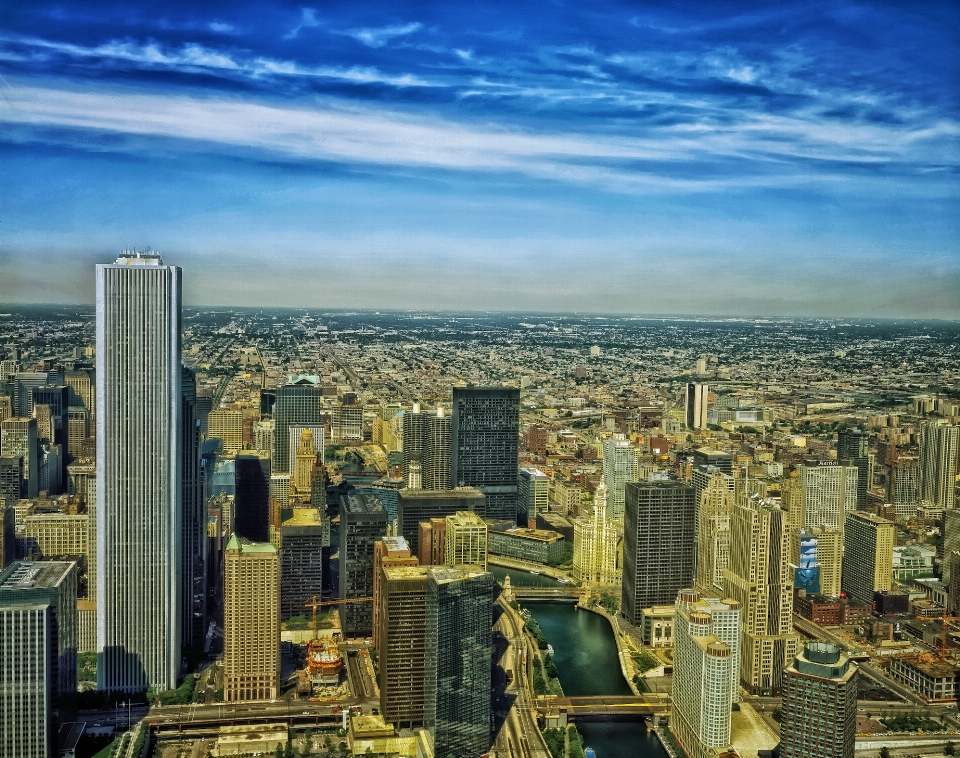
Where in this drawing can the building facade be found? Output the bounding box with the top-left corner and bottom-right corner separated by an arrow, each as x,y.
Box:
380,565 -> 429,728
517,467 -> 549,526
96,252 -> 182,693
451,387 -> 520,522
695,473 -> 734,596
622,482 -> 696,625
602,435 -> 637,521
444,511 -> 488,570
573,482 -> 621,586
398,487 -> 486,555
339,492 -> 389,637
842,512 -> 895,606
279,507 -> 326,621
781,643 -> 857,758
800,464 -> 859,533
918,422 -> 959,513
685,383 -> 708,430
223,535 -> 280,702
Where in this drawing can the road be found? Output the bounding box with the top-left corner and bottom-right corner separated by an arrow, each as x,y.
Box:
494,598 -> 552,758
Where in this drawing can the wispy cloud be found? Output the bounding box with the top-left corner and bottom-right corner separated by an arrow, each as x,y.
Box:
283,7 -> 321,40
1,80 -> 954,195
339,22 -> 423,48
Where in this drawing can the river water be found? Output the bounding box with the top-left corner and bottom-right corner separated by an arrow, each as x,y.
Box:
491,566 -> 669,758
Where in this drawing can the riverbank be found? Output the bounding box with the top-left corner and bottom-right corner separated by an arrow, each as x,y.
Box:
489,555 -> 574,582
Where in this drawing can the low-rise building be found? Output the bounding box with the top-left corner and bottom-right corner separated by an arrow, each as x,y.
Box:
794,593 -> 872,626
640,605 -> 675,648
486,525 -> 566,564
889,657 -> 960,702
892,545 -> 935,581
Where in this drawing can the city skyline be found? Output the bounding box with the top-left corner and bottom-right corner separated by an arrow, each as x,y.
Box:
1,1 -> 958,317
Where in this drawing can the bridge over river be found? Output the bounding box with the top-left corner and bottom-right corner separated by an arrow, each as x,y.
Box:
536,694 -> 671,718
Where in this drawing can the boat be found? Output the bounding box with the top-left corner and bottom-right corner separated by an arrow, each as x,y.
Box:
557,577 -> 572,584
546,644 -> 555,657
529,570 -> 541,575
585,749 -> 596,758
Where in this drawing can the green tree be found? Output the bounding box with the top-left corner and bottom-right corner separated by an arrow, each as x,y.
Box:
275,746 -> 284,758
880,747 -> 891,758
945,743 -> 956,757
285,736 -> 295,758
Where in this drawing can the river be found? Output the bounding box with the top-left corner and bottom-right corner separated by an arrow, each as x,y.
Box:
491,566 -> 669,758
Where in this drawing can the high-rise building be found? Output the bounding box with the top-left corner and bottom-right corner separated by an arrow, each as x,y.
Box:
0,455 -> 21,509
444,511 -> 488,570
379,565 -> 429,728
671,590 -> 741,758
423,408 -> 452,491
891,455 -> 920,521
842,512 -> 895,606
67,406 -> 88,454
65,369 -> 94,421
622,482 -> 696,625
372,537 -> 419,652
12,371 -> 56,418
32,385 -> 70,484
418,517 -> 447,565
181,365 -> 206,654
0,601 -> 54,758
602,435 -> 637,520
235,453 -> 271,543
96,252 -> 182,693
424,567 -> 495,758
280,507 -> 326,621
0,560 -> 78,733
287,424 -> 324,477
685,383 -> 708,430
293,429 -> 319,497
0,506 -> 14,568
518,467 -> 549,526
223,535 -> 280,702
573,481 -> 621,587
780,643 -> 858,758
1,417 -> 37,497
792,528 -> 843,599
208,410 -> 243,453
695,473 -> 734,595
397,487 -> 486,555
836,429 -> 870,511
274,379 -> 323,474
800,464 -> 859,533
339,492 -> 388,637
918,422 -> 959,513
402,403 -> 429,487
253,419 -> 275,457
944,510 -> 960,586
451,387 -> 520,522
723,494 -> 800,695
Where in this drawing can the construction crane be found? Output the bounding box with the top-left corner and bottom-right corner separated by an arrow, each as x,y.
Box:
304,595 -> 374,640
915,612 -> 960,660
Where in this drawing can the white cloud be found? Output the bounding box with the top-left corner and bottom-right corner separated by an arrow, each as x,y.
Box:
339,22 -> 422,48
284,8 -> 321,40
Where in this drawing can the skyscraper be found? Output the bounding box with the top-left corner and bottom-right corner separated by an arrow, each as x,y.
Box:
372,537 -> 419,652
379,565 -> 429,728
685,383 -> 708,430
842,512 -> 895,605
402,403 -> 429,487
695,472 -> 734,596
573,481 -> 621,587
423,407 -> 452,490
622,482 -> 696,625
181,366 -> 205,654
424,567 -> 495,758
781,643 -> 858,758
836,428 -> 870,511
274,379 -> 323,474
918,422 -> 959,513
208,409 -> 243,453
517,467 -> 549,526
1,417 -> 37,497
944,510 -> 960,586
723,494 -> 800,695
800,464 -> 859,533
235,452 -> 271,543
0,559 -> 78,753
672,589 -> 741,758
602,435 -> 636,520
223,535 -> 280,702
32,385 -> 70,484
792,528 -> 843,599
397,487 -> 486,555
280,507 -> 326,621
96,252 -> 182,693
0,455 -> 21,509
891,455 -> 920,521
451,386 -> 520,522
339,491 -> 388,637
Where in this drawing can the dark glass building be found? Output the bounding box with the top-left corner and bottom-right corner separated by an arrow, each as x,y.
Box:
280,507 -> 326,621
837,428 -> 869,511
274,380 -> 324,474
32,385 -> 70,483
234,453 -> 271,543
180,367 -> 206,654
397,487 -> 486,555
451,387 -> 520,522
622,481 -> 696,625
339,491 -> 388,637
424,567 -> 495,758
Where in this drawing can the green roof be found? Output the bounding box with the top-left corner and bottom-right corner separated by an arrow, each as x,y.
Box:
225,534 -> 277,554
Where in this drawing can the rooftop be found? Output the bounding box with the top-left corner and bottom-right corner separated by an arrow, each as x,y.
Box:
0,560 -> 75,592
283,507 -> 323,527
225,534 -> 277,554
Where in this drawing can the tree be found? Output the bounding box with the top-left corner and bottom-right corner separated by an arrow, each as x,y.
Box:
945,743 -> 956,756
880,747 -> 891,758
275,746 -> 284,758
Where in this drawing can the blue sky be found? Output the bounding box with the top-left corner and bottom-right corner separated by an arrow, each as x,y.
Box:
0,1 -> 957,316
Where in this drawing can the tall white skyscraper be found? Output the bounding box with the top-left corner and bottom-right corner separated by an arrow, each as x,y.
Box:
799,464 -> 859,533
602,434 -> 636,520
96,252 -> 182,693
